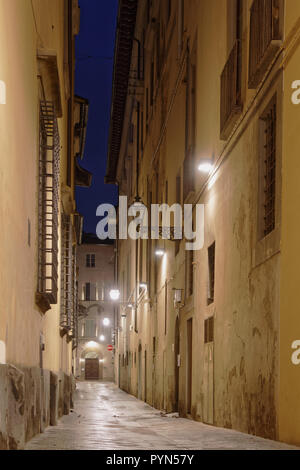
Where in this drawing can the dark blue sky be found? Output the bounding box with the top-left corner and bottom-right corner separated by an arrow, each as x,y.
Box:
75,0 -> 118,234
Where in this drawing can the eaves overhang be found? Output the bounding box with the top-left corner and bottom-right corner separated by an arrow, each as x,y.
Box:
105,0 -> 138,185
75,159 -> 92,188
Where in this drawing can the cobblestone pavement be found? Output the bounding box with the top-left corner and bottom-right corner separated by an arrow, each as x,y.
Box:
25,381 -> 299,450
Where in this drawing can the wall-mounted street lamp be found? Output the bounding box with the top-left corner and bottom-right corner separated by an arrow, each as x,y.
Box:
155,249 -> 165,257
103,317 -> 110,326
198,159 -> 213,174
109,289 -> 120,300
99,335 -> 105,342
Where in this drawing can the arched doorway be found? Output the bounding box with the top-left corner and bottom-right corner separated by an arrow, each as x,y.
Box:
174,316 -> 180,411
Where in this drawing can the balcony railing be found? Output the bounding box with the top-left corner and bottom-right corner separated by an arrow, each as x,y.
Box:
220,40 -> 242,140
248,0 -> 281,88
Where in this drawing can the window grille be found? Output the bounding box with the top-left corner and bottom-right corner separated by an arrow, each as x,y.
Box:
208,242 -> 215,305
204,317 -> 214,343
86,254 -> 96,267
71,247 -> 78,347
60,214 -> 73,332
220,40 -> 242,140
248,0 -> 281,88
262,101 -> 276,237
37,101 -> 60,308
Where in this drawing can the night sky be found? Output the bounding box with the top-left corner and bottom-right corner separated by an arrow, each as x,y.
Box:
75,0 -> 118,234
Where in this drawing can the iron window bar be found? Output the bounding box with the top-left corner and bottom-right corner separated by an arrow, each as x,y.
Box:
248,0 -> 281,88
37,101 -> 60,309
60,213 -> 73,334
263,102 -> 276,237
220,39 -> 242,140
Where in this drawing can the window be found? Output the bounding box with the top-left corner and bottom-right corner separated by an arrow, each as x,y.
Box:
167,0 -> 172,22
146,88 -> 149,124
259,98 -> 277,238
248,0 -> 281,88
204,317 -> 214,343
85,319 -> 96,338
185,250 -> 194,298
60,214 -> 73,333
85,282 -> 90,301
207,242 -> 215,304
36,101 -> 60,311
72,277 -> 78,347
84,282 -> 97,301
183,41 -> 197,200
178,0 -> 184,57
156,22 -> 161,80
220,0 -> 243,140
147,0 -> 151,24
175,173 -> 181,256
86,253 -> 96,267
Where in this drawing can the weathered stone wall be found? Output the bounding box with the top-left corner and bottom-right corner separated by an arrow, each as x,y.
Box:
0,365 -> 72,450
50,371 -> 59,426
41,370 -> 50,433
114,0 -> 300,447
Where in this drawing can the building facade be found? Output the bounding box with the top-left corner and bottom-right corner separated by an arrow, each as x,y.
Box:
76,236 -> 115,382
0,0 -> 90,449
106,0 -> 300,445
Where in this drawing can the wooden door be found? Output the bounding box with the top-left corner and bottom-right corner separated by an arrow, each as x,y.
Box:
186,318 -> 193,414
203,343 -> 214,424
85,358 -> 99,380
203,317 -> 214,424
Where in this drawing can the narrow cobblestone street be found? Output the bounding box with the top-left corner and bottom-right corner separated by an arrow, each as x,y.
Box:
25,382 -> 298,450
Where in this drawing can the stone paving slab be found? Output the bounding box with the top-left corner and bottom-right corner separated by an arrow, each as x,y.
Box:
25,381 -> 299,450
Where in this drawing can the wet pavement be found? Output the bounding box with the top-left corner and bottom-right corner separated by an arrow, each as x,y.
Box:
25,381 -> 299,450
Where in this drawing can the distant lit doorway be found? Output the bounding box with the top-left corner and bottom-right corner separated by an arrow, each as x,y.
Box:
85,358 -> 99,380
83,352 -> 103,380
